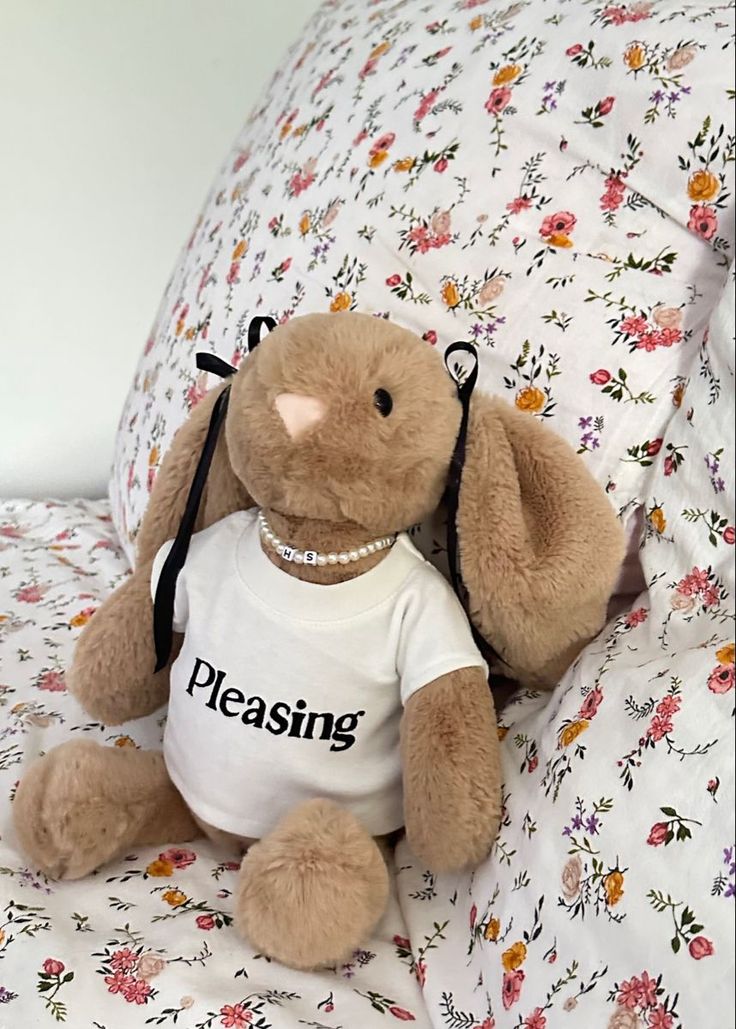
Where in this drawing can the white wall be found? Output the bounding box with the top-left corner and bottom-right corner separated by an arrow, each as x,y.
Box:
0,0 -> 321,499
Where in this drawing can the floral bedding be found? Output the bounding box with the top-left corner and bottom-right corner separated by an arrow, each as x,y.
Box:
2,0 -> 734,1025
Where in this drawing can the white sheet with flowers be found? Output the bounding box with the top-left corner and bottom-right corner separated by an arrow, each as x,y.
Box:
1,0 -> 734,1026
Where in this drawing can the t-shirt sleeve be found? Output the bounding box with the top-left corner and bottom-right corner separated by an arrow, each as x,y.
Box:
149,539 -> 189,633
396,567 -> 488,705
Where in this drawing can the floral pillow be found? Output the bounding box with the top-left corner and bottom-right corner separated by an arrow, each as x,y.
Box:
110,0 -> 735,565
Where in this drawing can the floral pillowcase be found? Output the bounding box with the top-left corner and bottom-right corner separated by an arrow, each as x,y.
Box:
109,0 -> 734,566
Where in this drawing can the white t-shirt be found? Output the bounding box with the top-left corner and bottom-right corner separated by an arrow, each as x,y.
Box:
151,509 -> 486,838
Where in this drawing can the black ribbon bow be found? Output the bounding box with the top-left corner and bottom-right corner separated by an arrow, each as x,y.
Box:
152,316 -> 276,671
443,341 -> 498,666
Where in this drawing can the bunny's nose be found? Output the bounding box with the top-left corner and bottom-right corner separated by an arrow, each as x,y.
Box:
274,392 -> 327,439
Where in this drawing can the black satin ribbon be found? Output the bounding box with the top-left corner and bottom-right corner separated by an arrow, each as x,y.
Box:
152,316 -> 276,671
443,341 -> 498,667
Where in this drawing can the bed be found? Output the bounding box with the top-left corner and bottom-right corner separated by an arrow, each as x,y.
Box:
2,0 -> 733,1025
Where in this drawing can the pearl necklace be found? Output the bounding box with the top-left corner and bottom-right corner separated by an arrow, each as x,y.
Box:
257,510 -> 396,567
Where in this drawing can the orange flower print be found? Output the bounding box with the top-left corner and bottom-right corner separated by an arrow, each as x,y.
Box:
624,42 -> 647,70
114,735 -> 137,748
547,233 -> 574,248
146,858 -> 174,877
604,871 -> 625,906
369,150 -> 389,168
515,386 -> 545,413
69,607 -> 96,629
559,719 -> 590,748
687,169 -> 720,203
650,507 -> 666,534
716,643 -> 734,665
393,157 -> 415,172
493,63 -> 522,85
501,941 -> 527,971
162,889 -> 188,907
329,292 -> 352,312
441,280 -> 460,308
232,240 -> 247,260
469,14 -> 483,30
369,41 -> 391,61
485,917 -> 501,942
148,446 -> 159,468
299,213 -> 311,236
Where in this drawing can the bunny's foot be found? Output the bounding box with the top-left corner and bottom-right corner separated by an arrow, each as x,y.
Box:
234,799 -> 389,970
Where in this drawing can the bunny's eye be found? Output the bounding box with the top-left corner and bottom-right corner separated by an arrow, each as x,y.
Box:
373,388 -> 393,417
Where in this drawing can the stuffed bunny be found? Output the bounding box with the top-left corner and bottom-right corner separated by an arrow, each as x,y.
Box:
13,312 -> 623,969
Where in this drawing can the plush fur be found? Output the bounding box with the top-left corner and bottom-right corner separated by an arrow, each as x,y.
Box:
14,311 -> 623,969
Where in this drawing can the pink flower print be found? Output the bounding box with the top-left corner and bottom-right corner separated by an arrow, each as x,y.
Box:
688,936 -> 714,959
110,948 -> 138,972
433,157 -> 449,173
636,332 -> 660,352
415,958 -> 427,987
540,211 -> 576,238
15,584 -> 47,604
708,664 -> 734,694
523,1009 -> 547,1029
579,686 -> 603,719
370,132 -> 395,155
598,95 -> 616,115
647,714 -> 673,742
658,327 -> 682,347
620,315 -> 649,336
408,225 -> 432,253
0,524 -> 24,539
485,87 -> 512,114
414,89 -> 439,123
506,196 -> 532,213
186,382 -> 207,409
648,1005 -> 674,1029
647,822 -> 669,846
288,161 -> 317,197
123,977 -> 153,1005
196,914 -> 215,930
566,44 -> 584,57
688,204 -> 718,240
655,694 -> 681,717
723,526 -> 736,544
37,670 -> 66,693
469,903 -> 478,928
664,456 -> 675,476
389,1006 -> 416,1020
226,262 -> 241,286
601,5 -> 627,25
104,970 -> 136,995
702,585 -> 721,609
160,847 -> 197,869
617,976 -> 643,1008
626,607 -> 648,627
502,969 -> 525,1010
601,188 -> 624,212
678,567 -> 710,595
386,274 -> 402,287
638,971 -> 658,1008
43,959 -> 65,975
220,1004 -> 253,1027
232,151 -> 248,173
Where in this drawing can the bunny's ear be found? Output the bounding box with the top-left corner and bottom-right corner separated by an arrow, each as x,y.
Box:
457,392 -> 625,688
136,383 -> 251,569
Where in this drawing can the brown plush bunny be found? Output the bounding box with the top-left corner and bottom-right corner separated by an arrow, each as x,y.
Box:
13,312 -> 623,970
